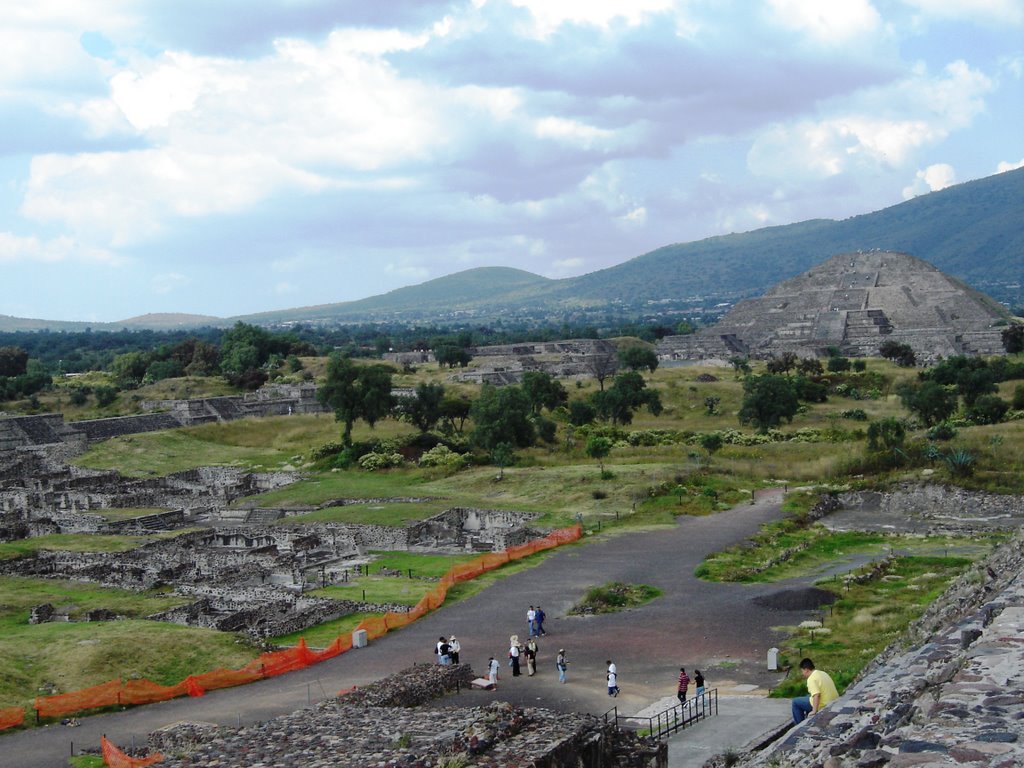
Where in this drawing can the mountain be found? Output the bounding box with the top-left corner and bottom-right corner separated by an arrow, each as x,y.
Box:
233,166 -> 1020,326
3,168 -> 1020,331
0,312 -> 221,333
234,267 -> 552,325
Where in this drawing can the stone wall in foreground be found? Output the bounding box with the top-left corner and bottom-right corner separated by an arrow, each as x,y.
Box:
151,663 -> 667,768
719,528 -> 1024,768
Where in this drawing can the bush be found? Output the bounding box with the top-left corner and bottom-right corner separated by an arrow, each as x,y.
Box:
418,445 -> 467,473
358,452 -> 405,471
925,423 -> 957,441
967,395 -> 1009,425
944,448 -> 976,478
94,386 -> 118,407
69,388 -> 89,406
840,408 -> 868,421
592,489 -> 608,500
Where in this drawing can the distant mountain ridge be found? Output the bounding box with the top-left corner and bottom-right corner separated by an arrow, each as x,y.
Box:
2,168 -> 1020,332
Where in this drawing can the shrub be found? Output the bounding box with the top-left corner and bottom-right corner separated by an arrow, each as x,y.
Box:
69,388 -> 89,406
925,423 -> 957,441
840,408 -> 868,421
967,395 -> 1009,425
944,448 -> 976,478
94,386 -> 118,407
358,452 -> 405,471
418,444 -> 466,473
592,489 -> 608,500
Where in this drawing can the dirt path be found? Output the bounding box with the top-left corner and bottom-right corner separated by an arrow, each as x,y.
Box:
3,490 -> 804,767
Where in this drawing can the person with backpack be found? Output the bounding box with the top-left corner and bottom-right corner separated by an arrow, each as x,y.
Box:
556,649 -> 569,683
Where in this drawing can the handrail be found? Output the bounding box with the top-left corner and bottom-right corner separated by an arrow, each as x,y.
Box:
611,688 -> 718,740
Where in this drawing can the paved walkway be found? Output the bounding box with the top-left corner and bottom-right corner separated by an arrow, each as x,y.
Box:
2,491 -> 800,767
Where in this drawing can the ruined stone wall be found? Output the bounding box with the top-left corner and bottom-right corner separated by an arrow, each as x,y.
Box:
724,528 -> 1024,768
837,483 -> 1024,534
152,665 -> 666,768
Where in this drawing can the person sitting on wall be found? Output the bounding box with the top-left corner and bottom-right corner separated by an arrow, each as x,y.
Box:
791,657 -> 838,724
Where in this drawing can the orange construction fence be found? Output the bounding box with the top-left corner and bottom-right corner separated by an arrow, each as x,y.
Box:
22,524 -> 582,731
101,736 -> 164,768
0,706 -> 25,730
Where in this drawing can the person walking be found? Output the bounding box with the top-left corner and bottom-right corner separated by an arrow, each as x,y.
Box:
525,637 -> 538,676
556,649 -> 568,683
509,635 -> 522,677
607,667 -> 619,697
448,635 -> 461,664
694,670 -> 705,699
535,605 -> 547,636
791,658 -> 838,724
526,606 -> 536,637
677,667 -> 690,703
488,656 -> 500,689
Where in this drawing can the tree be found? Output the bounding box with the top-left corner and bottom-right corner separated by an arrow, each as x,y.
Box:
592,371 -> 662,425
568,400 -> 596,426
967,394 -> 1008,425
955,367 -> 997,407
0,346 -> 29,377
728,357 -> 751,377
439,394 -> 472,435
878,341 -> 916,367
827,356 -> 851,373
585,435 -> 613,474
318,354 -> 395,445
521,371 -> 568,416
766,352 -> 798,374
581,346 -> 619,391
798,358 -> 824,376
898,380 -> 957,426
867,418 -> 906,453
435,345 -> 473,368
111,351 -> 150,389
219,322 -> 272,376
737,374 -> 799,432
1001,323 -> 1024,354
399,382 -> 445,433
704,396 -> 720,415
491,442 -> 515,480
470,384 -> 535,451
619,346 -> 659,374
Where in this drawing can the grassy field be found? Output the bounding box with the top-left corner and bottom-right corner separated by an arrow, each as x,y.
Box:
770,554 -> 978,696
4,353 -> 1019,725
0,532 -> 192,561
0,576 -> 262,710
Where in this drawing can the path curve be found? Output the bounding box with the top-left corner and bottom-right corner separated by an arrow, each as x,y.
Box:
3,490 -> 806,767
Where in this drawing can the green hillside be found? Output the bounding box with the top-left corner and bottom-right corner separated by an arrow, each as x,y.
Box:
537,167 -> 1023,308
234,266 -> 553,324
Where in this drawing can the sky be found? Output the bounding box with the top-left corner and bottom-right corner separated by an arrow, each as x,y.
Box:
1,0 -> 1022,323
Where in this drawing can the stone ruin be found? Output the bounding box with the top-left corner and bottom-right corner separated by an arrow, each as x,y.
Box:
0,382 -> 329,453
451,338 -> 619,385
147,663 -> 666,767
0,423 -> 546,641
657,251 -> 1008,364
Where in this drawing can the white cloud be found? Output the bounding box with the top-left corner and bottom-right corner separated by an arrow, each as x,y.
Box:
996,158 -> 1024,173
273,281 -> 297,295
21,149 -> 328,245
748,60 -> 992,179
507,0 -> 674,37
896,0 -> 1024,25
766,0 -> 883,43
617,206 -> 647,226
0,231 -> 118,264
901,162 -> 956,198
151,272 -> 189,294
548,257 -> 585,275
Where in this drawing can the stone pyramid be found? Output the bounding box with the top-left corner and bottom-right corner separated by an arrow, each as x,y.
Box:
657,251 -> 1009,363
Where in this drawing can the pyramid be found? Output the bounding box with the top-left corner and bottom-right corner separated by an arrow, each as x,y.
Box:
657,251 -> 1009,363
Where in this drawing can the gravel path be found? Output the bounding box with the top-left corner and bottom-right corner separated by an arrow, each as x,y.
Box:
2,490 -> 805,767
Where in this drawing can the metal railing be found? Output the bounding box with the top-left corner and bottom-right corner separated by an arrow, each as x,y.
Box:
605,689 -> 719,740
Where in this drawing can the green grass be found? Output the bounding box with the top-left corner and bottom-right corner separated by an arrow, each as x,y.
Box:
271,612 -> 380,648
0,576 -> 259,710
69,757 -> 105,768
310,578 -> 437,606
770,554 -> 978,697
569,582 -> 662,614
0,533 -> 185,561
91,508 -> 169,521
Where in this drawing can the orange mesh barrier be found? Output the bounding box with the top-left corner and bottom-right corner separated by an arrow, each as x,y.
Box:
0,706 -> 25,731
36,678 -> 123,719
31,524 -> 583,722
102,735 -> 163,768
